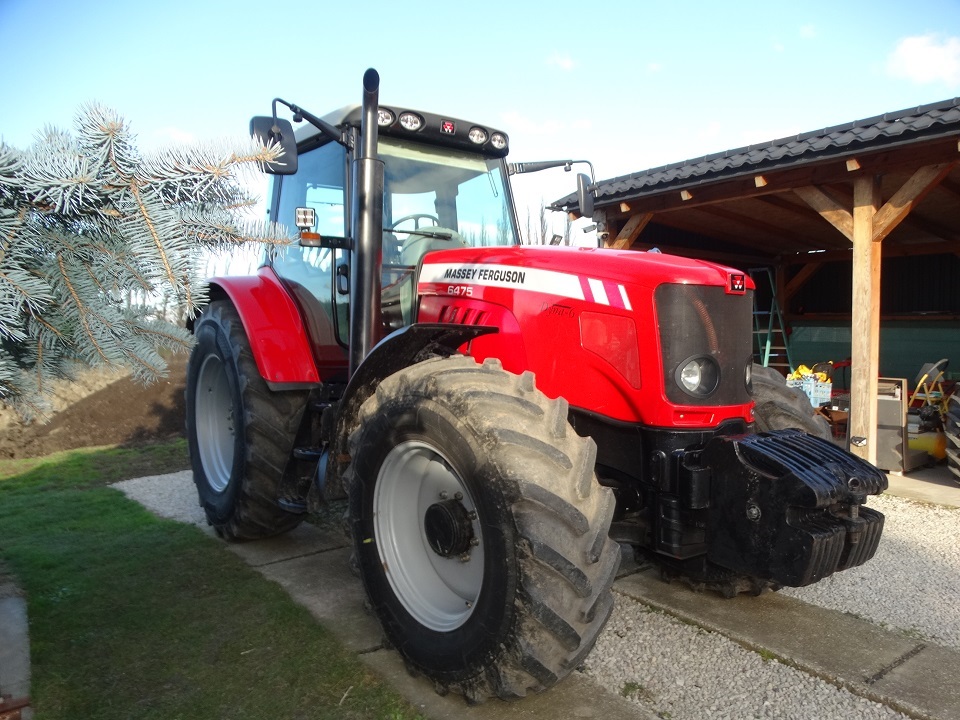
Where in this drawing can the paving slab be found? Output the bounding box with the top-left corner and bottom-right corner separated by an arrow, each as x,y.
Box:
0,583 -> 29,699
0,581 -> 32,720
361,649 -> 652,720
224,522 -> 349,567
224,522 -> 377,652
872,643 -> 960,720
615,566 -> 960,720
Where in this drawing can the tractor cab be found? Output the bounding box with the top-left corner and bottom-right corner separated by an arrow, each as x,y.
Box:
263,104 -> 520,361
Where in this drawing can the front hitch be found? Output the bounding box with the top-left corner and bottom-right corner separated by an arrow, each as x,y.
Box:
703,429 -> 887,587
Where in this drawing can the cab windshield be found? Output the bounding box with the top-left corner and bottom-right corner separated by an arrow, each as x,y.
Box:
380,136 -> 518,267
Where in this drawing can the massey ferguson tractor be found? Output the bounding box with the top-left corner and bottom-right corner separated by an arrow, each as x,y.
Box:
185,69 -> 887,703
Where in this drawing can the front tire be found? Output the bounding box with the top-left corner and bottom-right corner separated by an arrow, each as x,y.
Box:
345,356 -> 620,702
185,300 -> 308,539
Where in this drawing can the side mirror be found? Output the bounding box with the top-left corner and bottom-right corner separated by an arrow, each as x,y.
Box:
577,173 -> 595,219
250,116 -> 298,175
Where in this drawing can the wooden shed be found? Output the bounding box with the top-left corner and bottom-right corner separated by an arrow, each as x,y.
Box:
552,98 -> 960,465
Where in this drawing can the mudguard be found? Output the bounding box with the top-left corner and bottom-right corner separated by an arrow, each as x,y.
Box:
206,267 -> 320,387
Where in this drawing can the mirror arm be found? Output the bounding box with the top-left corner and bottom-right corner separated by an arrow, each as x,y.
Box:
273,98 -> 346,147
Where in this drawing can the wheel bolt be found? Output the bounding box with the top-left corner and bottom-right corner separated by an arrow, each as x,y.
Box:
459,553 -> 470,563
469,537 -> 479,547
454,492 -> 463,501
439,491 -> 448,499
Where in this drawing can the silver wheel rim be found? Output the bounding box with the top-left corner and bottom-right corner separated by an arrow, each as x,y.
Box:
374,441 -> 484,631
195,353 -> 236,493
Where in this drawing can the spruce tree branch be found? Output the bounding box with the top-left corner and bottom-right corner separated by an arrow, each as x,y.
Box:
55,255 -> 110,363
129,182 -> 178,291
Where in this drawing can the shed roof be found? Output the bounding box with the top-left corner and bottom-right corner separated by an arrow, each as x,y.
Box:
551,98 -> 960,265
554,98 -> 960,211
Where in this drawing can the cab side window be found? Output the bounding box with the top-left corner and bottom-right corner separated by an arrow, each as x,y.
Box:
274,142 -> 346,237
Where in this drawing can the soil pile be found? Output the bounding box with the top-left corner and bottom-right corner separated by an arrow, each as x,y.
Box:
0,354 -> 188,459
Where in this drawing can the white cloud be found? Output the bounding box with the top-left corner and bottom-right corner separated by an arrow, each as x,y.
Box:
646,62 -> 663,73
887,34 -> 960,87
546,52 -> 575,71
799,24 -> 816,40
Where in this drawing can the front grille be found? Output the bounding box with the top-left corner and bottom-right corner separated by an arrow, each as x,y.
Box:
655,284 -> 753,406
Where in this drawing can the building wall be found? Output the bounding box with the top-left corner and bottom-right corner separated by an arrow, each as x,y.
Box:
788,320 -> 960,386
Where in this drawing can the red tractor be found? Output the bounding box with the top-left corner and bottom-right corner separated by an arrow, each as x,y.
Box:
185,70 -> 886,703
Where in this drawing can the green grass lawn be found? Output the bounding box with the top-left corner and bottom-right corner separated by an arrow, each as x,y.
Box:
0,440 -> 425,720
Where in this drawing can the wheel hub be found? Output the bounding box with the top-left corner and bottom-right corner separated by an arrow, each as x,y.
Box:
424,499 -> 475,558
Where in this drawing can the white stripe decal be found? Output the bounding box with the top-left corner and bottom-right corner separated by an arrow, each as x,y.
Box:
420,262 -> 633,314
419,262 -> 585,301
588,278 -> 609,305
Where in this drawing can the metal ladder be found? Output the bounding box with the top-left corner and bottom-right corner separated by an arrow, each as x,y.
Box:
750,267 -> 794,372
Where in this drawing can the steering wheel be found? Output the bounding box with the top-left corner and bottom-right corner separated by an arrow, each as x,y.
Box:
389,213 -> 440,232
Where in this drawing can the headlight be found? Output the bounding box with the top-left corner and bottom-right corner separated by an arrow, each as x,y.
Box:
398,112 -> 424,131
675,356 -> 719,398
377,109 -> 395,127
468,126 -> 488,144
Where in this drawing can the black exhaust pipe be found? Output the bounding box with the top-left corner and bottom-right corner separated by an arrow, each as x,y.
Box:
349,68 -> 385,377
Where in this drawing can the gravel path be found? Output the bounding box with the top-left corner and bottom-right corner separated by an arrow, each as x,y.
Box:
783,493 -> 960,650
115,474 -> 958,720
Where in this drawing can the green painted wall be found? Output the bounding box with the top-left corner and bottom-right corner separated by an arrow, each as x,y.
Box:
788,320 -> 960,387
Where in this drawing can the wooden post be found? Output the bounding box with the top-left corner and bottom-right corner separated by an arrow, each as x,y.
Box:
849,175 -> 882,464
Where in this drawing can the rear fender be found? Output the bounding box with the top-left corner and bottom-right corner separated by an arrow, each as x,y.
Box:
203,268 -> 320,388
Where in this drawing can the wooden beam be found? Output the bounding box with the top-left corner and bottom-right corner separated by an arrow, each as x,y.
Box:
696,205 -> 822,251
780,239 -> 958,264
821,178 -> 960,244
783,262 -> 823,303
849,174 -> 882,465
793,185 -> 855,242
872,162 -> 956,242
607,212 -> 653,250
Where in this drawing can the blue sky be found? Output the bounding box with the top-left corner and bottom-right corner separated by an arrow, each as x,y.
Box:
2,0 -> 959,240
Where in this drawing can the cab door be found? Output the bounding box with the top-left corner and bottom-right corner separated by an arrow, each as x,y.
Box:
269,140 -> 350,380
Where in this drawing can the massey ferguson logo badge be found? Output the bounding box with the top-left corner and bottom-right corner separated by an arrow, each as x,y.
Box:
729,273 -> 746,294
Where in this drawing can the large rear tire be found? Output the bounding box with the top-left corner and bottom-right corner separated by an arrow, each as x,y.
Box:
186,300 -> 308,539
345,355 -> 620,703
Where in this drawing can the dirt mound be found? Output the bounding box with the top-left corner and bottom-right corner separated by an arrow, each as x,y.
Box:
0,354 -> 188,460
